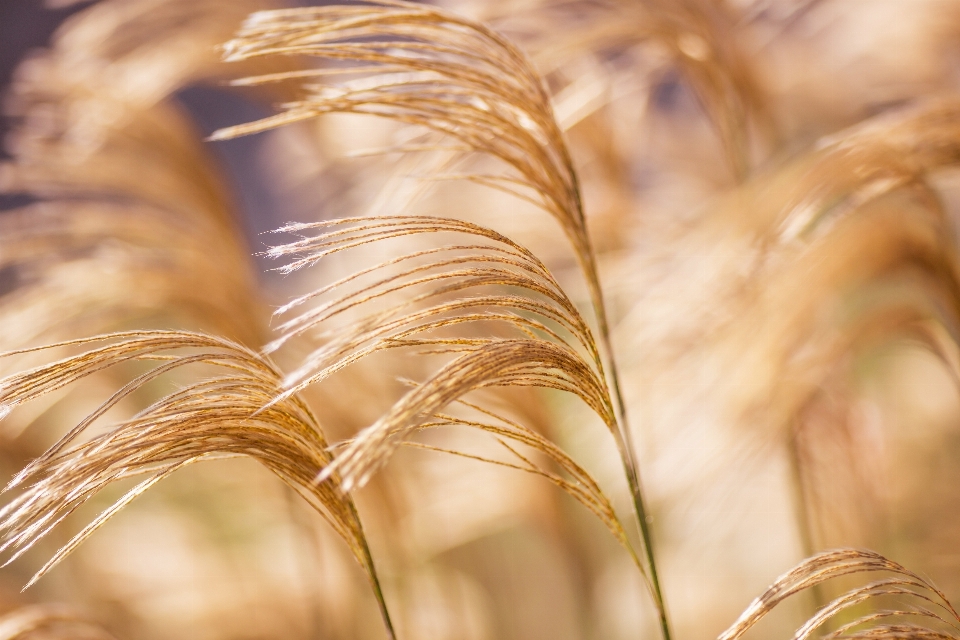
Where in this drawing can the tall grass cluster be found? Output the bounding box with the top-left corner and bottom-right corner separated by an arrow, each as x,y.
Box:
2,0 -> 960,639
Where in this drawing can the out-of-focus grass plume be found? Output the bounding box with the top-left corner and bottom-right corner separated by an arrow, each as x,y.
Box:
3,0 -> 960,639
0,605 -> 115,640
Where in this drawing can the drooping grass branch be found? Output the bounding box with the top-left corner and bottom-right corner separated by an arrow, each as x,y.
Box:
719,549 -> 960,640
249,213 -> 665,623
261,215 -> 621,499
213,3 -> 671,635
0,331 -> 395,639
413,400 -> 641,568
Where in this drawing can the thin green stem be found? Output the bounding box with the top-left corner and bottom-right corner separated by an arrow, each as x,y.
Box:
283,487 -> 328,639
595,290 -> 671,640
350,502 -> 397,640
579,234 -> 671,640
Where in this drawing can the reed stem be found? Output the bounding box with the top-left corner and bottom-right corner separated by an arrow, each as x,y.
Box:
578,229 -> 672,640
350,502 -> 397,640
595,293 -> 672,640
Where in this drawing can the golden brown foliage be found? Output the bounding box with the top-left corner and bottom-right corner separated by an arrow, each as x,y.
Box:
0,331 -> 394,635
2,0 -> 960,639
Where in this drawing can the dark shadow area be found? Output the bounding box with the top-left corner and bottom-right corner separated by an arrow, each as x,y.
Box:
0,1 -> 95,161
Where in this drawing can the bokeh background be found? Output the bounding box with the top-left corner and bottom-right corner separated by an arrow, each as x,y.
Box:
3,1 -> 960,640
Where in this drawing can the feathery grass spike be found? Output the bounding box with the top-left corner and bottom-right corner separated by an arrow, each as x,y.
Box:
216,3 -> 669,635
260,213 -> 675,626
213,0 -> 590,272
0,331 -> 395,639
718,549 -> 960,640
264,218 -> 657,604
513,0 -> 774,178
260,217 -> 614,485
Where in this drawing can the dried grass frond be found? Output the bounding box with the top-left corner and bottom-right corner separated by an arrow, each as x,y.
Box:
211,0 -> 594,281
0,331 -> 393,636
265,216 -> 603,395
0,0 -> 336,348
209,4 -> 656,468
254,214 -> 675,626
323,337 -> 614,491
2,98 -> 237,230
731,98 -> 960,246
0,201 -> 261,352
214,4 -> 671,633
257,216 -> 628,521
1,0 -> 319,227
727,101 -> 960,424
630,98 -> 960,450
718,549 -> 960,640
730,186 -> 958,432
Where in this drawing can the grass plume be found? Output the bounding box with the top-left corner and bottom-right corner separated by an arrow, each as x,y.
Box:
214,3 -> 671,634
213,0 -> 670,638
3,0 -> 960,638
0,331 -> 394,637
719,549 -> 960,640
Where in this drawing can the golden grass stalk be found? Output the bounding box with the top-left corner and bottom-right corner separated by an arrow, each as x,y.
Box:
209,0 -> 605,385
719,549 -> 960,640
211,1 -> 586,257
256,216 -> 656,588
255,209 -> 670,619
0,331 -> 394,638
212,4 -> 670,635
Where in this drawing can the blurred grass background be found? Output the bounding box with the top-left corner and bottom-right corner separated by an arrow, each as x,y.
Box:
3,1 -> 960,639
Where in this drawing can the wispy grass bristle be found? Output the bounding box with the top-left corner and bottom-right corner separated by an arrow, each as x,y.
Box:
4,0 -> 960,638
719,549 -> 960,640
0,331 -> 394,637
